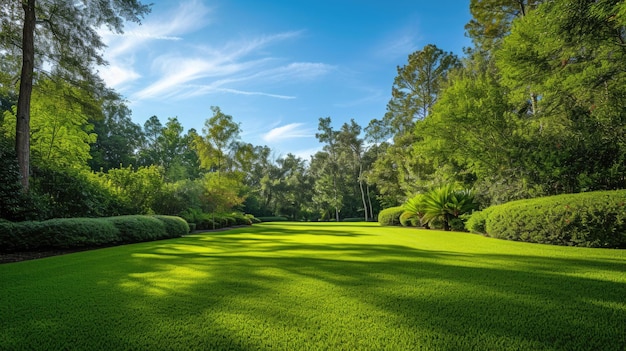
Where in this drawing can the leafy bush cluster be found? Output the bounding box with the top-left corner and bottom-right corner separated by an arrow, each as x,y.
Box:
0,215 -> 189,253
180,208 -> 253,230
466,190 -> 626,248
256,216 -> 289,222
378,206 -> 405,226
394,185 -> 478,231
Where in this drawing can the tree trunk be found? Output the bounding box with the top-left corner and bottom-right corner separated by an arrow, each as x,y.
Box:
358,162 -> 368,222
366,183 -> 374,221
16,0 -> 36,191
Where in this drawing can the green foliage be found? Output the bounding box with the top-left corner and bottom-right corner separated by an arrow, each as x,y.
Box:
152,215 -> 190,237
464,207 -> 495,234
0,215 -> 189,253
481,190 -> 626,248
377,206 -> 405,226
180,208 -> 251,230
152,179 -> 203,216
0,135 -> 35,221
105,215 -> 167,243
102,165 -> 164,214
419,185 -> 478,231
256,216 -> 289,222
399,211 -> 420,227
0,218 -> 119,252
403,194 -> 425,216
31,167 -> 123,219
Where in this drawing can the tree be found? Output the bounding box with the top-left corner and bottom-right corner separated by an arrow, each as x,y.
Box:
369,45 -> 460,205
89,100 -> 144,172
496,0 -> 626,193
465,0 -> 543,53
3,79 -> 98,170
195,106 -> 241,173
315,117 -> 342,221
384,44 -> 460,129
5,0 -> 150,190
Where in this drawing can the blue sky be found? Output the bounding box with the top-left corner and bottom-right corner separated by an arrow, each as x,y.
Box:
99,0 -> 472,160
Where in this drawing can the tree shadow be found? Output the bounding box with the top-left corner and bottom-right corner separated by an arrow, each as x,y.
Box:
2,224 -> 625,350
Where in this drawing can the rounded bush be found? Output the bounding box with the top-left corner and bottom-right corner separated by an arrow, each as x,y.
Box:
153,215 -> 190,237
105,215 -> 167,243
0,218 -> 120,252
378,206 -> 405,226
482,190 -> 626,248
465,207 -> 495,234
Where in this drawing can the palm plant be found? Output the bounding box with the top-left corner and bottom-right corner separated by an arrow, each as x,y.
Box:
401,194 -> 425,227
420,185 -> 478,231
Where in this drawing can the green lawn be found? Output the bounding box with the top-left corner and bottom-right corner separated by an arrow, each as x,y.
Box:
1,222 -> 625,350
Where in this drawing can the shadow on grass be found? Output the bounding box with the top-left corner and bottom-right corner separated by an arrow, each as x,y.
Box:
115,225 -> 626,350
2,223 -> 625,350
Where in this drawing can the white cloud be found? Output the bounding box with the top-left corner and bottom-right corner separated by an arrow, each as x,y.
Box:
132,34 -> 332,101
99,65 -> 141,90
263,123 -> 314,143
99,0 -> 212,89
100,1 -> 332,102
373,19 -> 422,61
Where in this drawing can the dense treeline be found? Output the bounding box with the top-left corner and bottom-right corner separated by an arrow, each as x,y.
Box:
1,0 -> 626,224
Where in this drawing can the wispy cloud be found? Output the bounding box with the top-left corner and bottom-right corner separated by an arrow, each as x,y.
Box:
132,37 -> 332,101
99,0 -> 212,89
263,123 -> 314,143
101,1 -> 332,103
373,19 -> 422,61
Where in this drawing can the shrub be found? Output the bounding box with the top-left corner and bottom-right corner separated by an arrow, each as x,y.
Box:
480,190 -> 626,248
104,215 -> 167,243
0,218 -> 120,252
246,214 -> 261,224
256,216 -> 289,222
378,206 -> 405,226
0,215 -> 190,253
153,215 -> 190,236
399,211 -> 420,227
465,207 -> 495,234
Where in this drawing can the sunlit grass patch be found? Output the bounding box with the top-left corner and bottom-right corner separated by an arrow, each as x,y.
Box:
1,222 -> 625,350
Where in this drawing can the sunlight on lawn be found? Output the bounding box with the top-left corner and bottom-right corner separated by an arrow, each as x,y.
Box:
1,222 -> 624,350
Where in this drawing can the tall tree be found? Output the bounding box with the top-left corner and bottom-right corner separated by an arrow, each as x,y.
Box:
5,0 -> 150,190
465,0 -> 543,52
315,117 -> 341,221
496,0 -> 626,193
371,45 -> 459,205
195,106 -> 241,173
384,44 -> 460,130
89,100 -> 144,172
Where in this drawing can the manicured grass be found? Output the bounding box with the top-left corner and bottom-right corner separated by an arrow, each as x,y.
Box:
1,222 -> 625,350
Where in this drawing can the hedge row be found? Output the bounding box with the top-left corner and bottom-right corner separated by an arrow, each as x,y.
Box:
466,190 -> 626,248
256,216 -> 289,222
0,215 -> 189,253
378,206 -> 405,226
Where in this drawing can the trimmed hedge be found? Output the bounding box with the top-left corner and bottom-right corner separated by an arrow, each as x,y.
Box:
180,210 -> 253,230
256,216 -> 289,222
378,206 -> 405,226
467,190 -> 626,248
0,218 -> 119,252
0,215 -> 189,253
152,215 -> 190,237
